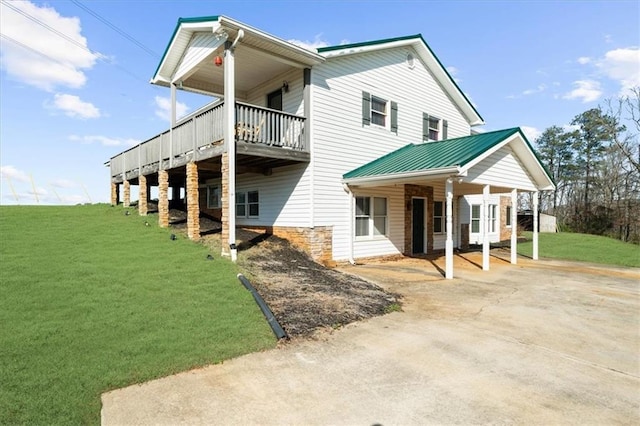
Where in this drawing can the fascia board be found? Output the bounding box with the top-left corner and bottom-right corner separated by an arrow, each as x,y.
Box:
343,166 -> 461,185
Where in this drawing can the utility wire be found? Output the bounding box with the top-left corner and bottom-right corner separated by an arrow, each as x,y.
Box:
0,2 -> 149,83
69,0 -> 160,59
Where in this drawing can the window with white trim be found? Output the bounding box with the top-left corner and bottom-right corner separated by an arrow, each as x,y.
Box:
506,206 -> 512,227
433,201 -> 444,233
207,185 -> 221,209
471,204 -> 481,233
371,96 -> 387,127
423,113 -> 448,141
236,190 -> 259,218
355,196 -> 388,237
362,91 -> 398,132
489,204 -> 497,233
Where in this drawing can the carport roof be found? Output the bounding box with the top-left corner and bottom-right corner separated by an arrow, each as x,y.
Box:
343,127 -> 554,190
343,128 -> 521,180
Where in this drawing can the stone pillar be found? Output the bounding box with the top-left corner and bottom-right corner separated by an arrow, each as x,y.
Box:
110,182 -> 119,206
123,180 -> 131,207
158,170 -> 169,228
138,175 -> 148,216
186,162 -> 200,241
221,153 -> 230,257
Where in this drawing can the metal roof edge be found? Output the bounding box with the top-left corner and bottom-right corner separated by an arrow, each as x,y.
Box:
151,16 -> 221,83
318,34 -> 422,53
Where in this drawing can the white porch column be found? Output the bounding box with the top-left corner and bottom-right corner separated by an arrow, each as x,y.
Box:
445,178 -> 454,279
482,184 -> 490,271
224,39 -> 238,262
345,184 -> 355,264
533,191 -> 539,260
510,188 -> 518,264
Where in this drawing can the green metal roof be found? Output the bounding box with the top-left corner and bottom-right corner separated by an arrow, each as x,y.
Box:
317,34 -> 422,53
343,128 -> 522,180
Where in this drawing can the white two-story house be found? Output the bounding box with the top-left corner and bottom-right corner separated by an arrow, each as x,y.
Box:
107,15 -> 554,279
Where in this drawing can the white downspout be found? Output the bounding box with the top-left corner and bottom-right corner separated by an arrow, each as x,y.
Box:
343,184 -> 355,265
225,29 -> 244,262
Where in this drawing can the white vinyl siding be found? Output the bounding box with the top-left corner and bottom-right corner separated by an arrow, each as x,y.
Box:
466,146 -> 538,191
311,47 -> 470,260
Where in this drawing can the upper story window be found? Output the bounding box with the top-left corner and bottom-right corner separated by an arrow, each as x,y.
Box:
371,96 -> 387,126
362,91 -> 398,132
423,113 -> 448,141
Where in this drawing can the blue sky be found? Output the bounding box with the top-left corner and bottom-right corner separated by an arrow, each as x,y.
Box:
1,0 -> 638,205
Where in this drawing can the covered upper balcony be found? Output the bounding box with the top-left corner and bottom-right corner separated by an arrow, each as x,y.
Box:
108,15 -> 325,183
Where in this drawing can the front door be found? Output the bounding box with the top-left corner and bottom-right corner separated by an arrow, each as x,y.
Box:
412,198 -> 426,254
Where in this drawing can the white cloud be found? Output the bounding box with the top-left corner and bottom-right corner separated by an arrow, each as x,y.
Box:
597,47 -> 640,95
577,56 -> 591,65
0,0 -> 99,91
49,93 -> 100,119
154,96 -> 189,123
520,126 -> 542,142
0,165 -> 30,182
69,134 -> 139,147
287,34 -> 330,51
522,84 -> 547,96
563,79 -> 603,103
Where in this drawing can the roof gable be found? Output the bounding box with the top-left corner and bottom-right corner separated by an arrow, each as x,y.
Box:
318,35 -> 483,127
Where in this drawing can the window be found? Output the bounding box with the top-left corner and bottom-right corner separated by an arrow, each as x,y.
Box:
236,190 -> 260,218
488,204 -> 497,233
506,206 -> 512,227
428,117 -> 440,140
248,191 -> 259,217
267,89 -> 283,111
362,91 -> 398,132
371,96 -> 387,127
355,196 -> 387,237
471,204 -> 481,233
423,114 -> 448,141
433,201 -> 443,233
207,185 -> 221,209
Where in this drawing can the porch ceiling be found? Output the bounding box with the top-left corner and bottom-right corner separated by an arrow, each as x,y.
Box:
151,16 -> 325,97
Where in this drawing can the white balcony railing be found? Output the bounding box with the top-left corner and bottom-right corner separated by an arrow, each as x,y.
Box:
109,101 -> 307,179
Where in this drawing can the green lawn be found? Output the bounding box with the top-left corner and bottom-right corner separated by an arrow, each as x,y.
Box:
0,204 -> 275,425
517,231 -> 640,267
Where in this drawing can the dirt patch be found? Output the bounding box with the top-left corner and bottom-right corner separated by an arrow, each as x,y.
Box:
171,220 -> 400,339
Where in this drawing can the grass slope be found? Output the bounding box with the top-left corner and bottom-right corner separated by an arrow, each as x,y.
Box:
517,231 -> 640,267
0,204 -> 275,425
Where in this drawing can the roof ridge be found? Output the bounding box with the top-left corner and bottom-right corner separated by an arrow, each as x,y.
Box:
317,34 -> 422,53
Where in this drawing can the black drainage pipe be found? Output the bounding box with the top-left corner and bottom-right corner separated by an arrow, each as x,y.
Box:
237,274 -> 288,340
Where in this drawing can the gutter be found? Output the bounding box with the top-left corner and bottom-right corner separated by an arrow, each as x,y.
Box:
343,166 -> 462,186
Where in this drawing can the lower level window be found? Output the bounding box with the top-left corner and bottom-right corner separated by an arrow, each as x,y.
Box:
236,190 -> 259,218
506,206 -> 512,227
207,185 -> 220,209
355,196 -> 387,237
489,204 -> 497,233
433,201 -> 443,233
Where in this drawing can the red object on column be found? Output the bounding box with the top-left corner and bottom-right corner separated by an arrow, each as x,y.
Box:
214,56 -> 223,66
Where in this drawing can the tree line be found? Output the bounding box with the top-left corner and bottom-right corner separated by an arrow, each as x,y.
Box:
533,88 -> 640,243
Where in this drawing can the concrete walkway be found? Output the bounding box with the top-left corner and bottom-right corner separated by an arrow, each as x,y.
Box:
102,254 -> 640,425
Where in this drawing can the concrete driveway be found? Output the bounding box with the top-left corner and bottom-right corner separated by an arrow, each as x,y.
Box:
102,253 -> 640,425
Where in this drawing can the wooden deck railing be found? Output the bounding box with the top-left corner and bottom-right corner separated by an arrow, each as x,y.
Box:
109,101 -> 307,180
